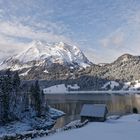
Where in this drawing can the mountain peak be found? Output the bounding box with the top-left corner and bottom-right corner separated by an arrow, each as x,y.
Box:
116,53 -> 133,62
58,41 -> 65,46
120,53 -> 133,58
1,40 -> 91,71
30,40 -> 43,46
14,41 -> 48,63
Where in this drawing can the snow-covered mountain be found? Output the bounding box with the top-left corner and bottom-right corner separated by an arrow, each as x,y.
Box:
0,41 -> 92,79
1,42 -> 140,90
1,41 -> 91,70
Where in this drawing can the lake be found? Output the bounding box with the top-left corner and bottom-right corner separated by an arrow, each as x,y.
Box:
45,93 -> 140,129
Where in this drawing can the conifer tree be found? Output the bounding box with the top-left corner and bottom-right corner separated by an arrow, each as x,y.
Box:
34,80 -> 42,117
29,84 -> 35,108
13,71 -> 20,91
1,69 -> 13,122
30,81 -> 42,117
11,71 -> 21,116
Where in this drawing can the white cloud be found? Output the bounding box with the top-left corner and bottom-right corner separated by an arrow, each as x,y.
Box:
0,33 -> 27,61
100,29 -> 124,48
0,21 -> 72,43
100,38 -> 110,48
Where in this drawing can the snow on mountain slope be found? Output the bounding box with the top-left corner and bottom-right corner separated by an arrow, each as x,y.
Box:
102,80 -> 140,91
102,81 -> 120,90
0,41 -> 91,71
123,80 -> 140,90
43,84 -> 80,93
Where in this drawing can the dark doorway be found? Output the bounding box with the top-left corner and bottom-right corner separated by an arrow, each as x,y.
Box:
133,107 -> 138,114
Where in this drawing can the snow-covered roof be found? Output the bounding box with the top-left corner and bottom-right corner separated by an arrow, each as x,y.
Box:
80,104 -> 107,117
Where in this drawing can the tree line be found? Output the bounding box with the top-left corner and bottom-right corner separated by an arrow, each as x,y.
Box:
0,69 -> 47,124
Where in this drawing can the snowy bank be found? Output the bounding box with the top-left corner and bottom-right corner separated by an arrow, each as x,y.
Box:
0,119 -> 88,140
0,108 -> 64,137
35,114 -> 140,140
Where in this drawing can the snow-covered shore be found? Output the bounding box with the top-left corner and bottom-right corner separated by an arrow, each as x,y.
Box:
34,114 -> 140,140
0,108 -> 64,136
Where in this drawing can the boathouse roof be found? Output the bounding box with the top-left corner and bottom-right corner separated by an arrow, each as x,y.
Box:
80,104 -> 108,117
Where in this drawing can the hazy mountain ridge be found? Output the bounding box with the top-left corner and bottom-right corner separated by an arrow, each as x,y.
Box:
90,53 -> 140,82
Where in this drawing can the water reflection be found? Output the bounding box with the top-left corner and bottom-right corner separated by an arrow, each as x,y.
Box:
53,115 -> 80,129
47,94 -> 140,129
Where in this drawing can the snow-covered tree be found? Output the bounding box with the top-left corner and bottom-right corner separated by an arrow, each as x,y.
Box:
30,80 -> 45,117
0,70 -> 48,124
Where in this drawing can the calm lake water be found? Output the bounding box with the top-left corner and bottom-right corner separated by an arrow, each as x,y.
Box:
53,115 -> 80,129
46,93 -> 140,129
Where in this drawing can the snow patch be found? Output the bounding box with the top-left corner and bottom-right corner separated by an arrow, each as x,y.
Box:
102,81 -> 120,90
19,69 -> 31,76
43,84 -> 80,94
79,62 -> 90,68
123,80 -> 140,90
49,108 -> 65,119
44,70 -> 49,73
10,64 -> 31,71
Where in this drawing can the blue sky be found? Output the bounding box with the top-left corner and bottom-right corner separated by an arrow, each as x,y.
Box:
0,0 -> 140,63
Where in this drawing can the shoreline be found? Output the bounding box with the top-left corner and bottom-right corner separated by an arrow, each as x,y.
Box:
0,108 -> 64,138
